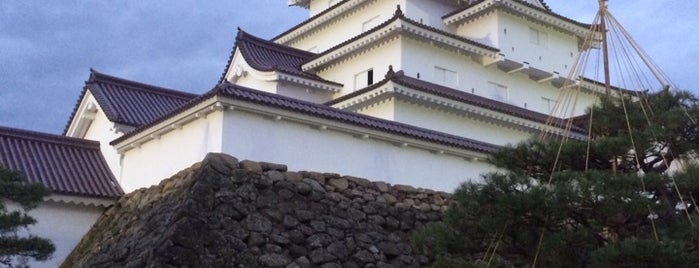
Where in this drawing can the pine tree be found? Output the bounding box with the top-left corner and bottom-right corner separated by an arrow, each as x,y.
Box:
413,90 -> 699,267
0,167 -> 55,267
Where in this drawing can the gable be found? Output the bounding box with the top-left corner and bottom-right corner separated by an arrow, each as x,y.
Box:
64,70 -> 197,136
220,30 -> 342,95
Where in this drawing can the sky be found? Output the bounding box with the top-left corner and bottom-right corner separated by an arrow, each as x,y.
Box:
1,0 -> 697,134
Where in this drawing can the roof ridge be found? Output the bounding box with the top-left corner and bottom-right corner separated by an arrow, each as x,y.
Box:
0,125 -> 100,150
237,29 -> 316,59
271,0 -> 353,42
327,68 -> 587,133
214,82 -> 499,152
325,68 -> 395,106
304,6 -> 498,66
221,29 -> 341,87
88,69 -> 197,100
112,82 -> 499,153
443,0 -> 589,28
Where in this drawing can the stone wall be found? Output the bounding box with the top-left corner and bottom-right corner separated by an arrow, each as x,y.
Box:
62,153 -> 451,267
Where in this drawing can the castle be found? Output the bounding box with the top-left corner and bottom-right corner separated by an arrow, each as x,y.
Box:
2,0 -> 616,266
66,0 -> 599,193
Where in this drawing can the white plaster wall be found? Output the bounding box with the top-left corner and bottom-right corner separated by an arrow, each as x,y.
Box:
309,0 -> 337,17
354,97 -> 396,121
119,112 -> 224,192
455,11 -> 500,47
399,37 -> 595,116
404,0 -> 454,32
287,0 -> 401,52
454,10 -> 580,75
277,82 -> 335,104
220,109 -> 495,192
227,51 -> 280,94
496,11 -> 580,75
393,100 -> 534,145
230,72 -> 278,94
82,101 -> 125,181
6,200 -> 104,268
320,37 -> 402,97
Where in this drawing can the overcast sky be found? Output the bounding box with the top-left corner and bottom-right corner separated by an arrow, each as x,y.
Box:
2,1 -> 697,134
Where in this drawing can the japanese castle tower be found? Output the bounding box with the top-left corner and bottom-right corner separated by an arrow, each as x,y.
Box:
66,0 -> 605,192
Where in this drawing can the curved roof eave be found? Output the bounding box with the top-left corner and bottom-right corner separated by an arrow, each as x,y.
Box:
302,6 -> 499,71
328,67 -> 588,135
112,82 -> 500,154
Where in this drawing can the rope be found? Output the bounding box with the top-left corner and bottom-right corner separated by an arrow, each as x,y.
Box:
487,223 -> 508,266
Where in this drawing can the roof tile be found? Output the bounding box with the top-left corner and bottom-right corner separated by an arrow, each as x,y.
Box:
111,81 -> 500,154
64,70 -> 197,132
305,6 -> 498,66
218,30 -> 342,86
213,83 -> 500,153
329,68 -> 587,133
443,0 -> 590,29
0,126 -> 124,198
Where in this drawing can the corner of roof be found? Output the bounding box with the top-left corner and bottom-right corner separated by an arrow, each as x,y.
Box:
87,68 -> 106,84
235,27 -> 251,42
217,31 -> 242,85
218,28 -> 247,84
383,65 -> 406,81
394,5 -> 404,18
538,0 -> 551,11
325,66 -> 400,106
210,81 -> 230,96
63,70 -> 99,135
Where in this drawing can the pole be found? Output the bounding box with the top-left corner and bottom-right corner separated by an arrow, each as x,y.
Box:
599,0 -> 611,96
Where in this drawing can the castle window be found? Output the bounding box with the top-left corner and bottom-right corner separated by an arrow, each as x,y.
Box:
529,28 -> 548,47
362,15 -> 381,32
488,82 -> 508,102
434,66 -> 457,87
354,69 -> 374,90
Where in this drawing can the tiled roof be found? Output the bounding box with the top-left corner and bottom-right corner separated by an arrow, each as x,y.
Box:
218,29 -> 343,86
443,0 -> 590,29
215,83 -> 499,153
0,126 -> 124,198
112,82 -> 500,154
271,0 -> 352,42
272,0 -> 551,42
64,69 -> 197,132
328,68 -> 587,134
305,6 -> 498,67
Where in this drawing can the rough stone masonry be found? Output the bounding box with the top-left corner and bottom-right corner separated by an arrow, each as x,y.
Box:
62,153 -> 451,267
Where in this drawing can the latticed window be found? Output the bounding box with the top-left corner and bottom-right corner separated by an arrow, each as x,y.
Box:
434,66 -> 457,88
488,81 -> 508,102
530,27 -> 548,47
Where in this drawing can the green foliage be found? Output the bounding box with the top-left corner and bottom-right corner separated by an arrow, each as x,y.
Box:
590,237 -> 699,268
0,167 -> 54,267
413,90 -> 699,267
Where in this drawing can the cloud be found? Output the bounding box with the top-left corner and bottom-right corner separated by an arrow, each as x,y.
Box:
1,0 -> 697,134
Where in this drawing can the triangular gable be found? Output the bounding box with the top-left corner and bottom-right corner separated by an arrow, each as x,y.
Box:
64,69 -> 197,136
302,6 -> 499,72
219,29 -> 342,91
443,0 -> 590,36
